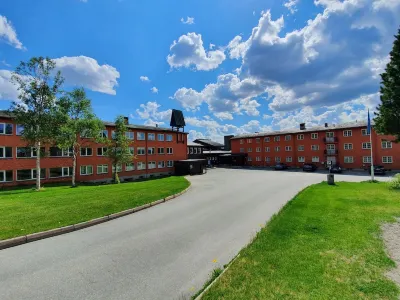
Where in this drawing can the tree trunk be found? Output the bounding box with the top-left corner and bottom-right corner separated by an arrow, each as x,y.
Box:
72,152 -> 77,187
36,141 -> 41,191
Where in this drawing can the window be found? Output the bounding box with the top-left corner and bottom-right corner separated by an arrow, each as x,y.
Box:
326,132 -> 334,138
17,168 -> 46,181
158,147 -> 165,154
125,163 -> 135,171
113,164 -> 122,173
158,161 -> 165,168
99,130 -> 108,138
311,145 -> 319,151
256,157 -> 261,162
265,157 -> 271,162
327,144 -> 335,150
49,167 -> 72,178
297,134 -> 304,140
311,133 -> 318,139
97,164 -> 109,174
17,147 -> 44,158
137,147 -> 145,155
275,157 -> 281,162
0,123 -> 13,135
285,135 -> 291,141
128,147 -> 134,155
80,165 -> 93,175
240,148 -> 244,153
0,146 -> 12,158
137,162 -> 146,170
157,134 -> 164,141
16,125 -> 24,136
248,157 -> 252,162
247,139 -> 252,143
382,141 -> 392,149
125,131 -> 134,140
344,143 -> 353,150
49,147 -> 72,157
189,147 -> 193,154
362,142 -> 371,149
285,146 -> 292,151
256,147 -> 261,152
274,136 -> 280,142
256,138 -> 260,144
248,148 -> 252,152
167,160 -> 174,167
286,157 -> 292,163
298,156 -> 305,163
198,147 -> 202,154
148,133 -> 155,141
264,137 -> 270,142
167,147 -> 173,154
80,147 -> 93,156
148,147 -> 155,155
363,156 -> 372,164
298,145 -> 304,151
343,130 -> 352,137
362,129 -> 370,136
0,170 -> 13,182
275,146 -> 280,152
137,132 -> 145,140
312,156 -> 320,163
166,134 -> 173,142
383,156 -> 393,164
194,148 -> 198,154
148,161 -> 156,169
240,139 -> 244,144
344,156 -> 354,164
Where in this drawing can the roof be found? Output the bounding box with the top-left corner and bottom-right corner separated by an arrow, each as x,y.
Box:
176,159 -> 207,162
231,121 -> 371,140
0,110 -> 186,134
193,139 -> 225,147
203,150 -> 231,155
187,141 -> 205,147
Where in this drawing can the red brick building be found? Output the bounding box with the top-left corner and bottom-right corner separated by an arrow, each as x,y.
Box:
231,122 -> 400,171
0,112 -> 187,187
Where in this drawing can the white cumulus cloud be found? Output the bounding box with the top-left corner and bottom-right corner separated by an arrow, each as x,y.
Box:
150,87 -> 159,94
181,17 -> 195,25
140,76 -> 150,82
0,70 -> 19,101
0,15 -> 25,50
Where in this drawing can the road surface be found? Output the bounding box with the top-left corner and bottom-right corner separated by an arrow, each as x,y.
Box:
0,168 -> 390,300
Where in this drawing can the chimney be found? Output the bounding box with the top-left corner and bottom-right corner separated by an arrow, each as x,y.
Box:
325,123 -> 328,128
123,116 -> 129,125
300,123 -> 306,130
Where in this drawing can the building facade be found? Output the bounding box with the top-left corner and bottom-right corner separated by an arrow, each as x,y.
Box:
0,113 -> 187,187
231,122 -> 400,170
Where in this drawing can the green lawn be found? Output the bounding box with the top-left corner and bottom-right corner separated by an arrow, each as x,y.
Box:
202,182 -> 400,300
0,176 -> 190,240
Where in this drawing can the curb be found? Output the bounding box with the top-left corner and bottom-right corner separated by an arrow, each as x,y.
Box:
0,185 -> 191,251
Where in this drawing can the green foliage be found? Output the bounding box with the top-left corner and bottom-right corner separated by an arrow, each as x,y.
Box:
374,28 -> 400,142
203,182 -> 400,299
56,88 -> 104,186
192,268 -> 224,299
9,57 -> 65,190
105,115 -> 134,184
0,176 -> 190,240
388,174 -> 400,190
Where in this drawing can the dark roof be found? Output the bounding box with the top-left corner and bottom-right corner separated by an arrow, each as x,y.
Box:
0,110 -> 187,134
170,109 -> 186,127
194,139 -> 224,147
187,141 -> 205,147
231,121 -> 372,140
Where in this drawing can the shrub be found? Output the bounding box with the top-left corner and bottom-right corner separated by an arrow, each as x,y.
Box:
388,174 -> 400,190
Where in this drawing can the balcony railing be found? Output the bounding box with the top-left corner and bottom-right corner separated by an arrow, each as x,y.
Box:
324,149 -> 338,155
323,137 -> 338,143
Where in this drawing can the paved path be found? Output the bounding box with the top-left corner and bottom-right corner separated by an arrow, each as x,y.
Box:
0,169 -> 390,300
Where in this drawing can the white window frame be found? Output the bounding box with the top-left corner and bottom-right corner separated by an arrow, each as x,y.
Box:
285,146 -> 292,151
311,133 -> 318,139
166,134 -> 173,142
158,161 -> 165,168
99,130 -> 108,138
16,124 -> 24,136
264,137 -> 270,142
148,161 -> 156,169
97,164 -> 109,174
97,147 -> 107,156
344,143 -> 353,150
285,135 -> 291,141
362,142 -> 371,150
344,156 -> 354,164
326,132 -> 334,138
240,139 -> 244,144
0,123 -> 13,135
167,160 -> 174,168
80,147 -> 93,156
256,138 -> 261,144
362,129 -> 370,136
256,147 -> 261,152
167,147 -> 173,154
382,156 -> 393,164
125,131 -> 134,140
17,168 -> 45,181
297,134 -> 304,140
157,134 -> 164,141
363,156 -> 372,164
312,156 -> 320,163
298,156 -> 305,163
327,144 -> 336,150
265,157 -> 271,162
265,147 -> 270,152
137,147 -> 145,155
311,145 -> 319,151
128,147 -> 134,155
275,146 -> 280,152
158,147 -> 165,155
275,157 -> 281,163
137,132 -> 145,140
0,146 -> 12,158
286,156 -> 292,163
148,133 -> 155,141
248,148 -> 252,152
298,145 -> 304,151
16,147 -> 39,158
80,165 -> 93,176
125,163 -> 135,171
247,139 -> 252,143
148,147 -> 155,155
256,157 -> 261,162
274,136 -> 280,142
343,130 -> 352,137
382,141 -> 392,149
0,170 -> 13,182
137,162 -> 146,170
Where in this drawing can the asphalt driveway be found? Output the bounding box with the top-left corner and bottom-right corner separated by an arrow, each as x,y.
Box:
0,168 -> 390,300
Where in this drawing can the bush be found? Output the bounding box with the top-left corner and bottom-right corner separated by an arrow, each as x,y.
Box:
388,174 -> 400,190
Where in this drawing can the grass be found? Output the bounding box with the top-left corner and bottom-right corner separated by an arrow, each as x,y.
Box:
0,176 -> 190,240
192,268 -> 224,299
202,182 -> 400,300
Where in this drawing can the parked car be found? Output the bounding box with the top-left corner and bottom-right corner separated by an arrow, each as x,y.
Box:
368,165 -> 386,175
329,164 -> 342,174
275,163 -> 289,170
303,163 -> 317,172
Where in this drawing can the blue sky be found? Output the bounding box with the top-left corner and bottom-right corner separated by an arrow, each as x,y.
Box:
0,0 -> 399,142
